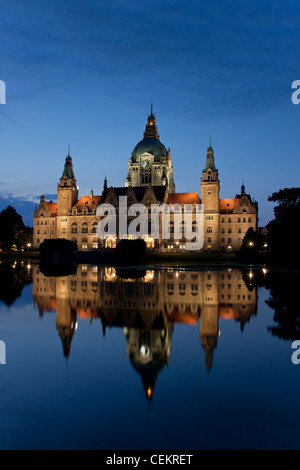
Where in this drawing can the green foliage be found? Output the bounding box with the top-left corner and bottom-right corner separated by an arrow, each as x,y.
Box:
236,227 -> 267,262
241,227 -> 265,252
39,238 -> 78,258
267,187 -> 300,260
0,205 -> 32,250
114,239 -> 146,265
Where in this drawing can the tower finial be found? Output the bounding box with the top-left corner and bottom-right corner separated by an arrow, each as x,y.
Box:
68,145 -> 70,157
103,174 -> 108,192
241,178 -> 245,194
209,135 -> 212,148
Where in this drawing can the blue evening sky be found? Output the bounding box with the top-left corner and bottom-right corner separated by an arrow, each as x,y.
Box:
0,0 -> 299,226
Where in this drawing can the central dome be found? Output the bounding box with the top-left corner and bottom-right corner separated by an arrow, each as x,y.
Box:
131,137 -> 167,163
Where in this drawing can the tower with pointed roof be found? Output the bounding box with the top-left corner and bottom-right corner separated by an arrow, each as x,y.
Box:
126,106 -> 175,191
200,145 -> 221,251
57,150 -> 79,217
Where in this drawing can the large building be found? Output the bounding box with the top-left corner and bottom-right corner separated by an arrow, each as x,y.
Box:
33,108 -> 258,252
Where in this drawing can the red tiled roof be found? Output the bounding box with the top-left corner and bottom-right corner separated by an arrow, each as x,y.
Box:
42,201 -> 58,215
75,195 -> 101,212
219,198 -> 239,213
167,192 -> 200,205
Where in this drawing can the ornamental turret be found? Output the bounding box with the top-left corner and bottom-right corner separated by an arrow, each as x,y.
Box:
57,148 -> 78,216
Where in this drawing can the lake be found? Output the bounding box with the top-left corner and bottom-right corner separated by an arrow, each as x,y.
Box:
0,259 -> 299,450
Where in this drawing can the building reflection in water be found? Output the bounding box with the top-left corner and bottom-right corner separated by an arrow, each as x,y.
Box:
32,265 -> 257,399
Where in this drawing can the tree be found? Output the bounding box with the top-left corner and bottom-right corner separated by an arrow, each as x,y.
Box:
241,227 -> 265,252
0,205 -> 32,250
266,187 -> 300,261
39,238 -> 77,258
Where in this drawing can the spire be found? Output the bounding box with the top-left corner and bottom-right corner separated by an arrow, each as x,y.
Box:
60,149 -> 75,181
144,105 -> 159,139
103,175 -> 107,192
90,188 -> 94,198
204,145 -> 216,172
241,179 -> 245,194
209,135 -> 212,149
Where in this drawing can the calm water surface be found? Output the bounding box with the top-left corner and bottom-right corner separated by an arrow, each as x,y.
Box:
0,260 -> 299,450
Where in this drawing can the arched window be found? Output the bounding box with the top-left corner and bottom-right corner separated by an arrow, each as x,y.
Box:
221,238 -> 225,243
221,218 -> 225,223
92,222 -> 98,233
192,220 -> 198,233
61,228 -> 66,234
169,221 -> 174,234
248,217 -> 252,223
208,237 -> 212,243
37,229 -> 40,234
207,226 -> 212,233
221,228 -> 225,234
238,228 -> 242,233
238,217 -> 241,223
71,223 -> 77,234
228,218 -> 232,223
228,238 -> 232,243
243,217 -> 246,223
228,228 -> 232,234
81,222 -> 88,233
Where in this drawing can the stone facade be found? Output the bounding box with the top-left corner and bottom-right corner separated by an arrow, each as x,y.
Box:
33,108 -> 258,252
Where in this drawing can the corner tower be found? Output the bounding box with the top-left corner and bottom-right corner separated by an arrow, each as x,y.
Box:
57,149 -> 79,216
200,145 -> 220,251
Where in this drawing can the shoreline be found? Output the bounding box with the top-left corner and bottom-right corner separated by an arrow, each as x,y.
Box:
0,249 -> 298,271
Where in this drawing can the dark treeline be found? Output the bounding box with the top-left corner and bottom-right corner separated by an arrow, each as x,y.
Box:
0,205 -> 32,251
238,187 -> 300,265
